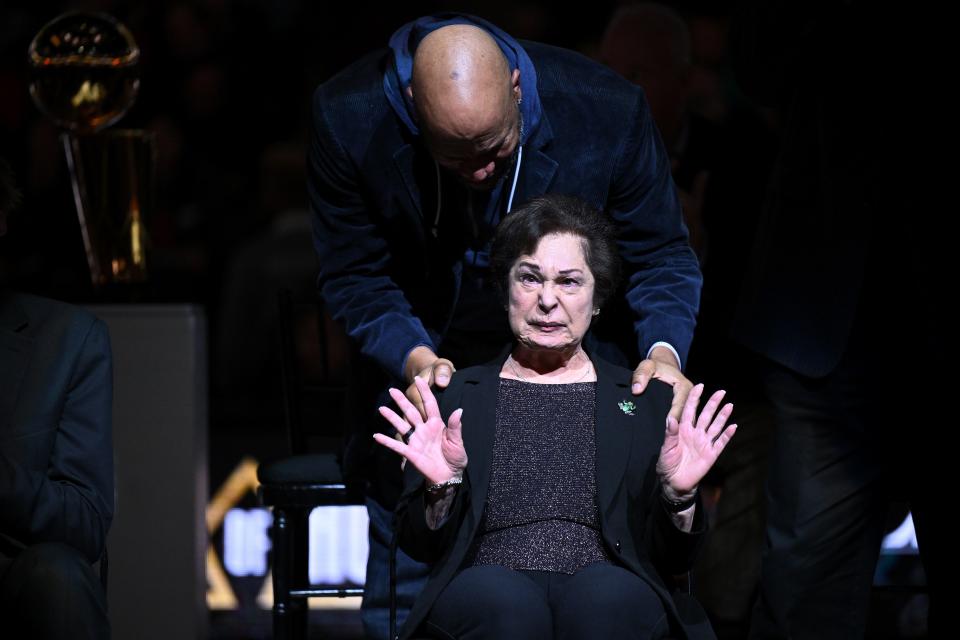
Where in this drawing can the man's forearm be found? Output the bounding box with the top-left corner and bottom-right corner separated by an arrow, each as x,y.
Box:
320,277 -> 436,379
0,460 -> 110,562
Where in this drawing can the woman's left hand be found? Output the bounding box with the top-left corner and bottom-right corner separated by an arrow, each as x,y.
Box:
656,383 -> 737,499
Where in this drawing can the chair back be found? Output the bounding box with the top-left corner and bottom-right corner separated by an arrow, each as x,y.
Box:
276,288 -> 351,456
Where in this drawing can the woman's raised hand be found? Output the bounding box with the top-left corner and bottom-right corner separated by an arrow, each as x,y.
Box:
656,383 -> 737,499
373,376 -> 468,486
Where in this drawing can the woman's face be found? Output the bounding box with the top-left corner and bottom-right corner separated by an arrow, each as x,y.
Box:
507,232 -> 596,355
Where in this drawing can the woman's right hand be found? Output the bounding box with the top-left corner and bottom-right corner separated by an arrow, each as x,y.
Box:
373,376 -> 468,486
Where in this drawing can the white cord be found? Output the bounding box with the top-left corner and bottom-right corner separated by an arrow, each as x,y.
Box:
507,145 -> 523,213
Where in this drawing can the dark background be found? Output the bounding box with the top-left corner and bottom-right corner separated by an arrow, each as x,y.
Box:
2,1 -> 927,638
1,0 -> 755,476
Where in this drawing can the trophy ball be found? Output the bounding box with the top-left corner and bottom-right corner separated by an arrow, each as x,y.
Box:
28,12 -> 140,133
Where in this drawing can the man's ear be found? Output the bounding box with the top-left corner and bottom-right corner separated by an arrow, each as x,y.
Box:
406,86 -> 414,100
511,68 -> 522,103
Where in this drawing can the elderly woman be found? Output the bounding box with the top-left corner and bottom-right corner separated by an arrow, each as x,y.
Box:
374,195 -> 736,640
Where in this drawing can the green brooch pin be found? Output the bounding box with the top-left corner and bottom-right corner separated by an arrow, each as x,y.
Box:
618,400 -> 636,416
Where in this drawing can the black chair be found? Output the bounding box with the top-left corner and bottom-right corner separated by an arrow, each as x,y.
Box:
257,289 -> 363,640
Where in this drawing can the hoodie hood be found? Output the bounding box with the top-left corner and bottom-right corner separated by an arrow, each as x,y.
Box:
383,13 -> 541,144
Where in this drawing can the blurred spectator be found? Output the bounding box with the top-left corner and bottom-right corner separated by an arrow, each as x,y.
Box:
733,4 -> 942,638
601,4 -> 778,637
1,155 -> 114,640
214,142 -> 328,432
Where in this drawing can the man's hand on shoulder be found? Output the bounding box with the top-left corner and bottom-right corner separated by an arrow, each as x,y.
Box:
403,346 -> 456,419
631,345 -> 692,423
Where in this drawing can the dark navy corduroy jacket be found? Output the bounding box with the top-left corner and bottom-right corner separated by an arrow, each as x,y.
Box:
308,40 -> 702,380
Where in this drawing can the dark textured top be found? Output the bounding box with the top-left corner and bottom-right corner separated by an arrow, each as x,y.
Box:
467,378 -> 611,573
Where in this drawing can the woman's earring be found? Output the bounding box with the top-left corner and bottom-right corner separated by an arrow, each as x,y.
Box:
592,308 -> 600,317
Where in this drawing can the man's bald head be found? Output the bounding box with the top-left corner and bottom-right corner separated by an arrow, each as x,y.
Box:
408,25 -> 523,188
411,25 -> 520,140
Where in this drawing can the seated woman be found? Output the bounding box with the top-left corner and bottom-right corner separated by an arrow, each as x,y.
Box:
374,194 -> 736,640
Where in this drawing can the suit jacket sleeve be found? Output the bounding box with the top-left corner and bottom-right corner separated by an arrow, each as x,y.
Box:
0,317 -> 114,563
308,88 -> 435,380
393,379 -> 469,564
394,462 -> 469,565
609,92 -> 702,366
646,475 -> 707,577
633,381 -> 707,577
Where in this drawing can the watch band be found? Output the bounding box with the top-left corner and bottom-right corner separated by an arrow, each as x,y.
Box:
660,488 -> 698,513
426,474 -> 463,494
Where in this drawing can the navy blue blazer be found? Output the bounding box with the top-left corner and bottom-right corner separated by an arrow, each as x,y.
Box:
309,40 -> 701,380
395,352 -> 714,640
0,292 -> 113,563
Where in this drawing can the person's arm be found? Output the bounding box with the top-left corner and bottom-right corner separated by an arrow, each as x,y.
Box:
394,461 -> 467,563
308,87 -> 435,381
645,475 -> 708,577
0,317 -> 114,563
608,90 -> 703,366
609,89 -> 701,418
637,473 -> 703,574
648,383 -> 736,573
632,381 -> 735,576
609,89 -> 702,369
377,378 -> 468,562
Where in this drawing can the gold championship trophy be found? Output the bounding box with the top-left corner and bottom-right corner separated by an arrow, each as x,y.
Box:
28,12 -> 152,285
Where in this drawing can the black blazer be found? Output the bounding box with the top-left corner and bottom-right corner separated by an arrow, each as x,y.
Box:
0,291 -> 114,563
395,350 -> 715,640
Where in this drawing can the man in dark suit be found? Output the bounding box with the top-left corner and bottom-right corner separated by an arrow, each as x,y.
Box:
0,157 -> 114,639
732,5 -> 943,637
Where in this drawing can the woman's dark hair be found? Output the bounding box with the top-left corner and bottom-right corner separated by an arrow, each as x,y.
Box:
490,194 -> 621,308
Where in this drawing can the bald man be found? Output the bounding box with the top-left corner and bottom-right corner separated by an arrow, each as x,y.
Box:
309,14 -> 701,638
